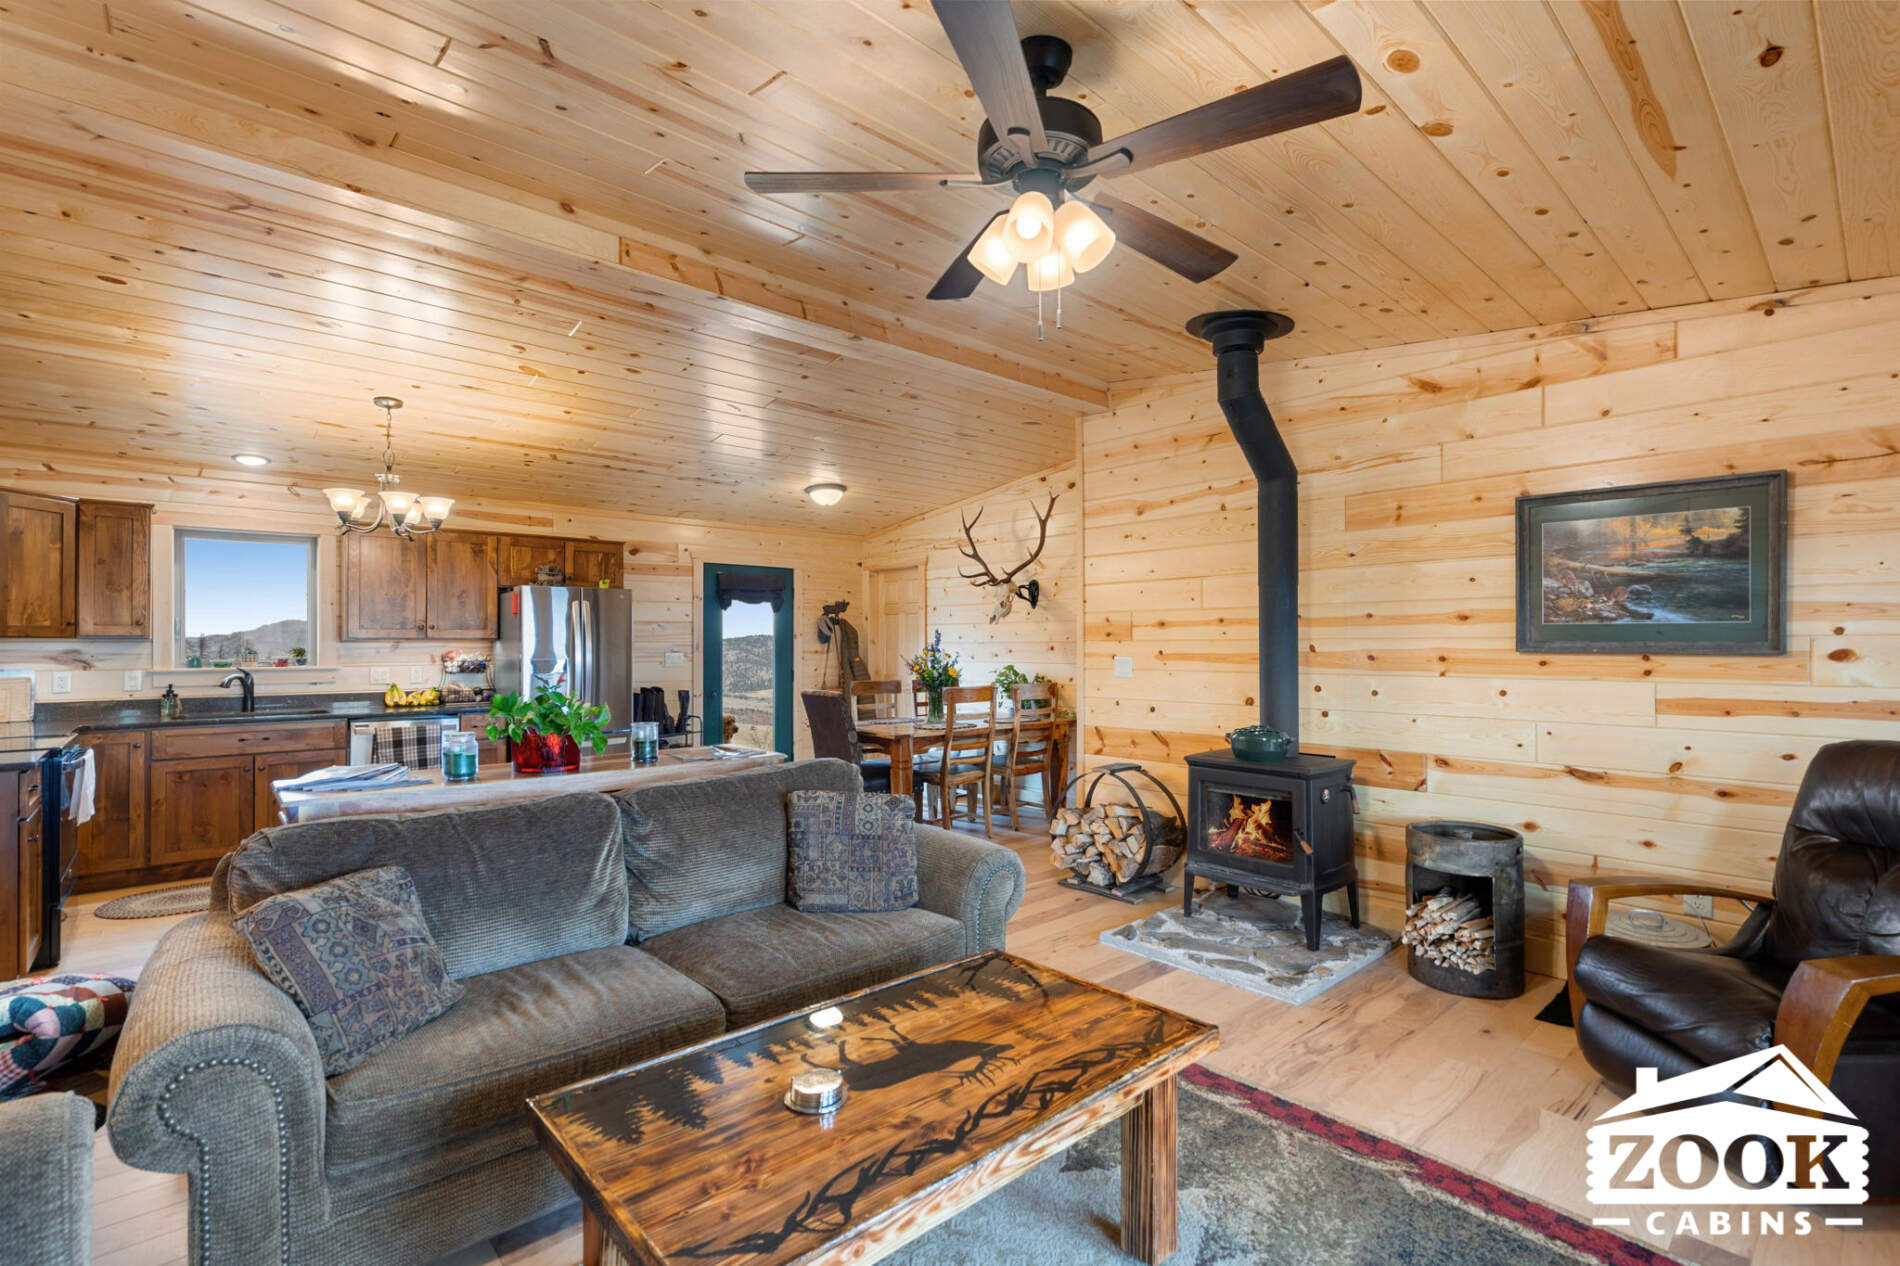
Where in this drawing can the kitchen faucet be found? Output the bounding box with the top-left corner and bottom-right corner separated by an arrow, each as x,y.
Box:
219,667 -> 256,713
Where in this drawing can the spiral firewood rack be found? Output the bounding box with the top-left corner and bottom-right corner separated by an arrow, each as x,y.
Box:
1053,761 -> 1187,903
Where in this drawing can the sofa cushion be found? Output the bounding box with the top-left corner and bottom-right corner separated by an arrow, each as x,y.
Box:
1571,938 -> 1789,1066
235,867 -> 464,1076
786,789 -> 917,913
642,903 -> 964,1028
224,792 -> 627,979
614,759 -> 861,940
323,944 -> 723,1175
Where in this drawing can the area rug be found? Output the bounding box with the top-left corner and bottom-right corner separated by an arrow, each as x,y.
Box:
1100,890 -> 1393,1004
882,1066 -> 1679,1266
94,882 -> 211,919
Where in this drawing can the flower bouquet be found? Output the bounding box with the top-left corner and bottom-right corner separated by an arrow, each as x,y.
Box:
906,629 -> 961,722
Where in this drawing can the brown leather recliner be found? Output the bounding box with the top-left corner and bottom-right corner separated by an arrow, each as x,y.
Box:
1566,739 -> 1900,1196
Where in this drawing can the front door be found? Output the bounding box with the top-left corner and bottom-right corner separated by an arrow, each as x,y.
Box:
702,564 -> 795,754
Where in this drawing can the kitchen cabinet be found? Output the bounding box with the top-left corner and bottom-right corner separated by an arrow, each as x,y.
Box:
461,711 -> 504,770
500,535 -> 566,587
77,730 -> 147,879
1,765 -> 42,981
565,540 -> 623,589
76,501 -> 152,637
254,749 -> 342,829
427,532 -> 499,639
343,531 -> 429,639
0,490 -> 77,637
150,755 -> 252,866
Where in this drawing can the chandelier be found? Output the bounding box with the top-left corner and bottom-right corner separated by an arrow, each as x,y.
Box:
963,174 -> 1115,339
322,397 -> 454,538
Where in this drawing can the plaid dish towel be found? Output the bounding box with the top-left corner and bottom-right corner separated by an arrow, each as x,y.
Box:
368,723 -> 443,769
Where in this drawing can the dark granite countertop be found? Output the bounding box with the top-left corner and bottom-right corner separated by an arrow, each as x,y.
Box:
32,692 -> 493,737
0,722 -> 76,769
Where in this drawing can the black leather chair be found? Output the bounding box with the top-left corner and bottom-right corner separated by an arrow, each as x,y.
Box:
800,690 -> 891,792
1566,739 -> 1900,1196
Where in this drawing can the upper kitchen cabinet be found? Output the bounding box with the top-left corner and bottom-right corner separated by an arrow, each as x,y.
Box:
342,531 -> 428,639
77,501 -> 153,636
500,535 -> 566,587
565,539 -> 624,589
0,490 -> 77,637
426,532 -> 499,639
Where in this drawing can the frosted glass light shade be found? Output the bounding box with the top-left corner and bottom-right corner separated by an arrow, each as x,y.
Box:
1054,200 -> 1115,273
380,489 -> 418,518
401,503 -> 426,528
804,483 -> 846,507
418,496 -> 455,525
1025,251 -> 1076,293
966,216 -> 1019,286
1001,191 -> 1056,264
323,487 -> 366,517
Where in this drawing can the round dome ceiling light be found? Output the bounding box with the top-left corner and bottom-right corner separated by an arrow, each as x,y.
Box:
231,453 -> 271,467
804,483 -> 847,507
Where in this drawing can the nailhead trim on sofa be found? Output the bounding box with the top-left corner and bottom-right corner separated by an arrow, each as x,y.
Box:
157,1057 -> 292,1266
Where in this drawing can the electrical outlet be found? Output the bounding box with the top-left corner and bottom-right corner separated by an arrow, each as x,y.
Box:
410,667 -> 431,685
369,667 -> 391,685
51,671 -> 73,694
124,670 -> 143,693
1681,894 -> 1715,918
664,650 -> 685,669
1112,656 -> 1134,679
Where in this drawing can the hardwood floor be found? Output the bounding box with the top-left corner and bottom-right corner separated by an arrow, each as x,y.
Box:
48,820 -> 1898,1266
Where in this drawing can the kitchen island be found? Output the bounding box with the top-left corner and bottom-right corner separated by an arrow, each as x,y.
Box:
273,747 -> 785,823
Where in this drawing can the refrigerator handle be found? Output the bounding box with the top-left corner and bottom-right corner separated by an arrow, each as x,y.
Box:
578,597 -> 594,706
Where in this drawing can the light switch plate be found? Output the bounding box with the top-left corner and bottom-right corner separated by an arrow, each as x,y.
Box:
369,667 -> 391,685
664,650 -> 685,668
51,671 -> 73,694
124,670 -> 143,693
1112,656 -> 1134,679
410,667 -> 431,685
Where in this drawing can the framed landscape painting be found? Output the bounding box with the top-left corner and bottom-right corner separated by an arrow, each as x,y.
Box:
1516,471 -> 1787,655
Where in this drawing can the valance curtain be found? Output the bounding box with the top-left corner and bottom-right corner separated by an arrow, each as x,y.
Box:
714,571 -> 788,612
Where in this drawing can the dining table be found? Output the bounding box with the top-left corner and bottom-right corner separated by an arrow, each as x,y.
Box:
857,712 -> 1072,804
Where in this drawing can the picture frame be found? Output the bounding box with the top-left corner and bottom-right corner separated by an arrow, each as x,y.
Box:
1515,471 -> 1787,655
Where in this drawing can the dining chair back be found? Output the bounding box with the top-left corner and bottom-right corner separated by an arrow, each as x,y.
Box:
800,690 -> 890,792
995,682 -> 1058,830
850,678 -> 903,721
913,685 -> 996,836
910,678 -> 932,718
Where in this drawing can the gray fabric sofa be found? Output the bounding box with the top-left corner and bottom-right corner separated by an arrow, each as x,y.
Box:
106,759 -> 1024,1266
0,1091 -> 94,1265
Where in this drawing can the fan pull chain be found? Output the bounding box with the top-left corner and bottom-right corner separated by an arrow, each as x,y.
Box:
1036,288 -> 1045,341
1056,283 -> 1064,330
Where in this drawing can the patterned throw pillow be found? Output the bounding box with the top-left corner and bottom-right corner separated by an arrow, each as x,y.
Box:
233,866 -> 464,1076
785,789 -> 918,914
0,974 -> 135,1100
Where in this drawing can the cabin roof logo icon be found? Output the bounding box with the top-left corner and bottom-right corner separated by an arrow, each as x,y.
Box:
1586,1045 -> 1869,1207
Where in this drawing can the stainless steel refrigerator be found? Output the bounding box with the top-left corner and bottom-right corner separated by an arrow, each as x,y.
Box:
495,586 -> 634,729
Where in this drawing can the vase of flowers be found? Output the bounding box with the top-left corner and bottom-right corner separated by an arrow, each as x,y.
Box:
906,629 -> 960,722
485,688 -> 610,774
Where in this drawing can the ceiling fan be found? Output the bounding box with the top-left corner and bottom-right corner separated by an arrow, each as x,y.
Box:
743,0 -> 1362,301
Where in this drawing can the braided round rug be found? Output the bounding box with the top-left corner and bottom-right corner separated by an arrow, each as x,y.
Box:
93,882 -> 212,920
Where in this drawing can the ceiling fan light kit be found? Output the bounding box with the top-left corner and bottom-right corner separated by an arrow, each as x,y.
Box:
324,396 -> 454,539
742,0 -> 1362,325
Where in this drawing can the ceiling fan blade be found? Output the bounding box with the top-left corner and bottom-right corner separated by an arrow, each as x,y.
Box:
744,171 -> 984,194
1089,194 -> 1238,283
1086,55 -> 1362,176
926,212 -> 1006,301
931,0 -> 1048,166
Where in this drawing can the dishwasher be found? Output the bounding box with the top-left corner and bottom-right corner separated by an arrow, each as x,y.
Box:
348,715 -> 460,767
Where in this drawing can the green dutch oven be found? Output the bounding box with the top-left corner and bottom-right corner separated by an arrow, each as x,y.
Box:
1226,725 -> 1293,762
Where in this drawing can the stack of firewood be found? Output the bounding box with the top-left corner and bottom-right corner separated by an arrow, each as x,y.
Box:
1401,889 -> 1496,975
1048,802 -> 1183,887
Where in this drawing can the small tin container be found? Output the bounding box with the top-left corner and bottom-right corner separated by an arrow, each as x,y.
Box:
784,1069 -> 847,1116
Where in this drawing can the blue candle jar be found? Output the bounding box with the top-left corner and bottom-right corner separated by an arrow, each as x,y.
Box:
441,732 -> 480,782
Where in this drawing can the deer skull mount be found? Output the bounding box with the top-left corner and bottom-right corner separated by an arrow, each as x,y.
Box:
957,494 -> 1057,624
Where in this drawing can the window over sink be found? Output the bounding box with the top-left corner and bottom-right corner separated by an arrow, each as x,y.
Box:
174,529 -> 317,668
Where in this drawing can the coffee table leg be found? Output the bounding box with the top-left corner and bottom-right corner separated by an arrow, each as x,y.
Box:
582,1206 -> 603,1266
1120,1074 -> 1179,1264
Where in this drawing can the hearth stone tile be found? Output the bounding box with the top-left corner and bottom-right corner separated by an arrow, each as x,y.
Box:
1101,892 -> 1394,1005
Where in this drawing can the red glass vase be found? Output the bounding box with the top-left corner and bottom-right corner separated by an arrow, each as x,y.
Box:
512,731 -> 582,774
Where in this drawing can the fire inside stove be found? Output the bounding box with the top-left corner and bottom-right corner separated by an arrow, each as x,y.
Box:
1205,792 -> 1294,864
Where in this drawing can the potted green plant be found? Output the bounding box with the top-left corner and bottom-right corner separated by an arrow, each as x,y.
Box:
484,687 -> 610,774
290,646 -> 308,666
904,629 -> 960,722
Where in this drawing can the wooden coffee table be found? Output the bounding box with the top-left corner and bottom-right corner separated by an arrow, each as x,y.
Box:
527,952 -> 1218,1266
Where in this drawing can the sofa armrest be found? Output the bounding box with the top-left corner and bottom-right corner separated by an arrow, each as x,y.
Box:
1776,955 -> 1900,1084
914,823 -> 1026,955
0,1092 -> 94,1266
1564,876 -> 1772,1024
107,914 -> 329,1266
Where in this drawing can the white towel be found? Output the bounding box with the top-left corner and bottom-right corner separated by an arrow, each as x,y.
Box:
69,747 -> 97,825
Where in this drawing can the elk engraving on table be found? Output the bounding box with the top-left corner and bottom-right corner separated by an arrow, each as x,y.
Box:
801,1022 -> 1018,1090
957,493 -> 1057,623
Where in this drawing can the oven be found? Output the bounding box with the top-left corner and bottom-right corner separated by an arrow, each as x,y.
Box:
33,744 -> 86,970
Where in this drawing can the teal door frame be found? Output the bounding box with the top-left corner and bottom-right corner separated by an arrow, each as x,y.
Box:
702,563 -> 796,754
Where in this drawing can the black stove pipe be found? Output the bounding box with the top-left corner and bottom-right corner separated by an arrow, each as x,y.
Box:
1186,310 -> 1300,751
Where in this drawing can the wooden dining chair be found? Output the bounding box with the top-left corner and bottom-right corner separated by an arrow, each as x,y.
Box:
993,681 -> 1057,830
910,678 -> 932,718
912,685 -> 996,837
850,678 -> 902,721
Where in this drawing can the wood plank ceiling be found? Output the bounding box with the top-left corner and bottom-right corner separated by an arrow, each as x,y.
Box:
0,0 -> 1895,532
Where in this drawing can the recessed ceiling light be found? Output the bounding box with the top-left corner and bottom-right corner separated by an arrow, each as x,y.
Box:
231,453 -> 271,467
804,483 -> 846,507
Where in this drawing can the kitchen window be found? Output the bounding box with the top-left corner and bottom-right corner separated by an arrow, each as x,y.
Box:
174,529 -> 318,667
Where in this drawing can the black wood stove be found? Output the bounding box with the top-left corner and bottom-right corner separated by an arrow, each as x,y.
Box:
1178,309 -> 1360,950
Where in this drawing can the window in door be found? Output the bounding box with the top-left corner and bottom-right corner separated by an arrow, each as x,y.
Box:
702,564 -> 794,754
175,530 -> 317,667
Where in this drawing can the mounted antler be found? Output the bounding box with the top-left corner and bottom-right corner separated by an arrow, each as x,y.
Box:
958,494 -> 1058,622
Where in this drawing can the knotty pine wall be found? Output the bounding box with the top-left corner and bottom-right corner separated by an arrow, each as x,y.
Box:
0,457 -> 861,759
859,465 -> 1081,710
1079,277 -> 1900,977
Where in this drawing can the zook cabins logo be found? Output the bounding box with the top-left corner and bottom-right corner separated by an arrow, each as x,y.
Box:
1586,1046 -> 1869,1238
